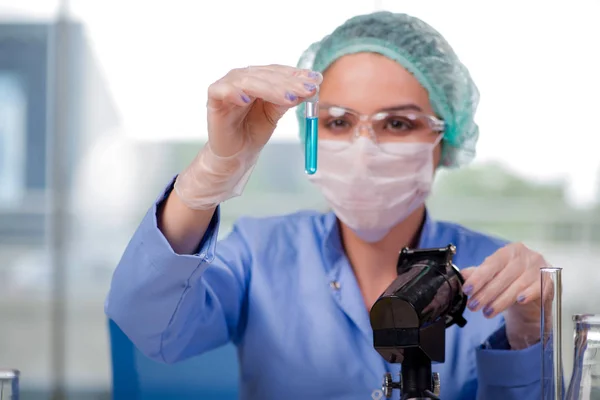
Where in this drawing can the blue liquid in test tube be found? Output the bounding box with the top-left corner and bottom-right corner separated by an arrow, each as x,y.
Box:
305,95 -> 318,175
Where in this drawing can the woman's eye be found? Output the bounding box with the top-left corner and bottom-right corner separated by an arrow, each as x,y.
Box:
325,119 -> 350,129
386,118 -> 414,131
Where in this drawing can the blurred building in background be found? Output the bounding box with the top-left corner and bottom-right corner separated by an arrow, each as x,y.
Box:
0,19 -> 119,278
0,23 -> 51,247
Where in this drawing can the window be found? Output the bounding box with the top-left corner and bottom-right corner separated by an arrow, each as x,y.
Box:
0,72 -> 26,208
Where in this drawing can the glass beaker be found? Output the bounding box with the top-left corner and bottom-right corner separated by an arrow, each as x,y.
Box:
0,369 -> 19,400
541,267 -> 564,400
566,314 -> 600,400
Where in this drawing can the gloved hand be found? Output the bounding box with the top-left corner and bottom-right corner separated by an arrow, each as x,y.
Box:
174,65 -> 322,210
461,243 -> 550,350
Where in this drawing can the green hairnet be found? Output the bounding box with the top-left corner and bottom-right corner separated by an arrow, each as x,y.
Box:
295,11 -> 480,168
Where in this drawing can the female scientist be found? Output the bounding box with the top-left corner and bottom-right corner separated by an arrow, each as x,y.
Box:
106,11 -> 548,399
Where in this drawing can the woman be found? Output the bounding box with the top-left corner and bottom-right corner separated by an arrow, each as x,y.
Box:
106,11 -> 548,399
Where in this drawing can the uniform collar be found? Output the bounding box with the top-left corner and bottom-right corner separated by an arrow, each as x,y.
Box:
320,209 -> 437,274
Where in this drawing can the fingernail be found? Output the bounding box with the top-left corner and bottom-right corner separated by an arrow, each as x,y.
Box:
308,71 -> 320,79
285,92 -> 297,101
304,82 -> 316,91
468,299 -> 479,310
463,284 -> 473,295
241,94 -> 251,103
517,294 -> 526,303
483,306 -> 494,317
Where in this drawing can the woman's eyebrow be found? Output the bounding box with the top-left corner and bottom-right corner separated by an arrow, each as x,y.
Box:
319,103 -> 424,114
378,104 -> 423,113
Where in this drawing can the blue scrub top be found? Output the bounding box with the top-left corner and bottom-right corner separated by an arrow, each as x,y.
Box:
105,178 -> 543,400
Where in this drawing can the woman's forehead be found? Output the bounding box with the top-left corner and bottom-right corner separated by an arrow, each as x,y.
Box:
319,53 -> 433,114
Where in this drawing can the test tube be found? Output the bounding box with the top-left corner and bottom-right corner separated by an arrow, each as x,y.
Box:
541,267 -> 563,400
304,91 -> 319,175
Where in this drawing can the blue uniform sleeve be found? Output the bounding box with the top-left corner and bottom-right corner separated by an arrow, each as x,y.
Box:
475,325 -> 543,399
104,179 -> 251,364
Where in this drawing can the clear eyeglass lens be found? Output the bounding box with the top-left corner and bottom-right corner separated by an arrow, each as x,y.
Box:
318,107 -> 442,145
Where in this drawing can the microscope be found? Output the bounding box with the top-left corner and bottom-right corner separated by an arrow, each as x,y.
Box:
370,245 -> 468,400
